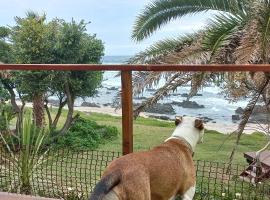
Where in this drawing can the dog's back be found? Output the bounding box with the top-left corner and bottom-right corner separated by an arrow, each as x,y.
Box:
89,139 -> 195,200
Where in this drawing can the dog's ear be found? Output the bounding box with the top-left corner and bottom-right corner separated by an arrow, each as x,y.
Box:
175,116 -> 183,126
194,119 -> 204,130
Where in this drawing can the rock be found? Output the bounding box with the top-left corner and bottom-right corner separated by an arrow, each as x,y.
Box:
171,93 -> 181,96
48,99 -> 59,106
253,105 -> 268,114
235,107 -> 244,114
232,115 -> 240,121
148,115 -> 171,121
146,88 -> 156,92
134,96 -> 147,100
103,103 -> 111,107
143,103 -> 176,115
172,100 -> 205,109
181,93 -> 189,97
107,86 -> 119,91
180,93 -> 202,97
200,116 -> 213,123
81,102 -> 101,108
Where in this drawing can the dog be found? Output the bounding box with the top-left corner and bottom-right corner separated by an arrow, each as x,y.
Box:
89,116 -> 204,200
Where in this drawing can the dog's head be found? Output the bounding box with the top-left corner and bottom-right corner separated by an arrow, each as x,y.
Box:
174,116 -> 205,144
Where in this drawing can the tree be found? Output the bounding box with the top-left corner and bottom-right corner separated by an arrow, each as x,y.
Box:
0,26 -> 13,63
45,19 -> 104,134
10,12 -> 55,127
5,13 -> 104,133
131,0 -> 270,163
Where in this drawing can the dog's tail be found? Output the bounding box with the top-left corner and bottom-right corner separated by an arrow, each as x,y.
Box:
89,170 -> 121,200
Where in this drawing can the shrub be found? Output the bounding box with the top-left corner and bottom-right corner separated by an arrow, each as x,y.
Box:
53,117 -> 118,150
0,113 -> 49,194
0,102 -> 16,131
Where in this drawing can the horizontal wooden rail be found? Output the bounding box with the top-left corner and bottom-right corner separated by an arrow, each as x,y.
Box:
1,64 -> 270,71
1,63 -> 270,157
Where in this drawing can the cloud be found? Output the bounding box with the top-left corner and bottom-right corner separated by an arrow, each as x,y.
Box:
0,0 -> 211,56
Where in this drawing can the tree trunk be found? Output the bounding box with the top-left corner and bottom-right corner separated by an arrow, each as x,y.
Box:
59,83 -> 77,135
32,93 -> 44,127
51,98 -> 67,130
44,99 -> 52,129
1,80 -> 24,132
227,78 -> 270,173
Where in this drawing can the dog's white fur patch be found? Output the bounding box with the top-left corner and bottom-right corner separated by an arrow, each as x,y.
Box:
166,117 -> 204,152
182,185 -> 196,200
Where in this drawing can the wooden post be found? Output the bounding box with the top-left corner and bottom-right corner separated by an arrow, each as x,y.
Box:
121,71 -> 133,155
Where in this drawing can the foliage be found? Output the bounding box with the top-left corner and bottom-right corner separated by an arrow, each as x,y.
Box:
130,0 -> 270,165
1,11 -> 104,130
0,103 -> 16,131
0,26 -> 13,63
130,0 -> 270,106
52,117 -> 118,151
0,113 -> 49,194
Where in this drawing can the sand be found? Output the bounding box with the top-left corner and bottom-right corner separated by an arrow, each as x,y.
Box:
74,105 -> 267,135
21,102 -> 267,135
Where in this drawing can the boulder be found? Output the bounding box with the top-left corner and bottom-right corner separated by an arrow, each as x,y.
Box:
148,115 -> 171,121
81,102 -> 101,108
235,107 -> 244,114
107,86 -> 119,91
172,100 -> 205,109
134,96 -> 147,100
48,99 -> 59,106
180,93 -> 202,97
143,103 -> 176,115
232,115 -> 240,121
253,105 -> 268,114
146,88 -> 156,92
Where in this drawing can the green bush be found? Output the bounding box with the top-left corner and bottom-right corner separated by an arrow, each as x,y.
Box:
0,102 -> 16,131
53,117 -> 118,150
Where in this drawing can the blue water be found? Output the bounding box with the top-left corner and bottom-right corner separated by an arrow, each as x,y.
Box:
79,56 -> 249,125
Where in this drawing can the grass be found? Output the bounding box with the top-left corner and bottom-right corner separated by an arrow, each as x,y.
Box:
3,108 -> 270,199
68,110 -> 268,165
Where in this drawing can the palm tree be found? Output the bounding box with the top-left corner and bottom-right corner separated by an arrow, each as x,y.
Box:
131,0 -> 270,163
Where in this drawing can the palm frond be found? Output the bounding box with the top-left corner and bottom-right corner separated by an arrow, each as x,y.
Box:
202,13 -> 243,62
132,0 -> 246,41
129,34 -> 196,64
134,72 -> 192,118
235,19 -> 261,64
133,71 -> 163,95
163,32 -> 210,64
256,0 -> 270,62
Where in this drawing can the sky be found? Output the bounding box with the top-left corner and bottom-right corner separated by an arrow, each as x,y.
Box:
0,0 -> 212,56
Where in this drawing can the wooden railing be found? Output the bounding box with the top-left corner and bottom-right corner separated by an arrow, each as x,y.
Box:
1,64 -> 270,155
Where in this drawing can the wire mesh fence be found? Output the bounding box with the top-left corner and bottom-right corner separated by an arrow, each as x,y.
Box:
0,149 -> 269,200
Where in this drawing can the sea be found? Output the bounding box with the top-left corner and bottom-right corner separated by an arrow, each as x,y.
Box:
77,56 -> 249,125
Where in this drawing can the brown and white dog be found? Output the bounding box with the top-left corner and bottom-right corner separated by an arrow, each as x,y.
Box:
89,116 -> 204,200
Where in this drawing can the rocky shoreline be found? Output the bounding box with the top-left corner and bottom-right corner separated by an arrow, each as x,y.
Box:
48,84 -> 270,132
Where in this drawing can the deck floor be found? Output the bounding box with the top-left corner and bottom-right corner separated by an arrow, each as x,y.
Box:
0,192 -> 58,200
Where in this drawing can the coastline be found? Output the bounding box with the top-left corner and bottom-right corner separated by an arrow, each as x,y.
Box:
74,105 -> 265,135
20,102 -> 267,134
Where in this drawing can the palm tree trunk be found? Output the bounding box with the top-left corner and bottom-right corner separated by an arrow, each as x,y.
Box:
32,93 -> 44,127
227,78 -> 270,173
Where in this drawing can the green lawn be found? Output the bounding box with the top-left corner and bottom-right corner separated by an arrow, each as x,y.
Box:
75,111 -> 268,165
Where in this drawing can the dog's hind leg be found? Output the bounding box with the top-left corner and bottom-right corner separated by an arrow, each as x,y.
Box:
181,185 -> 195,200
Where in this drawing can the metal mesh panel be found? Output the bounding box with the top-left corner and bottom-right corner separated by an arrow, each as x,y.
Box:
0,149 -> 269,200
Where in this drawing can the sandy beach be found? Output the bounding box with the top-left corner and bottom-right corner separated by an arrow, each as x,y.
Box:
74,105 -> 267,135
20,102 -> 267,135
